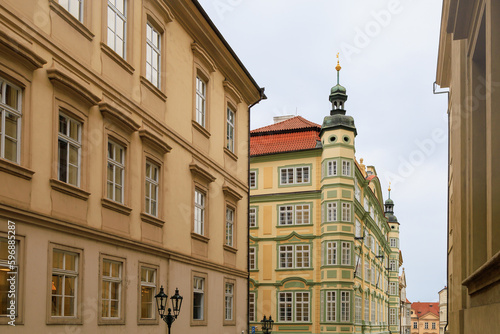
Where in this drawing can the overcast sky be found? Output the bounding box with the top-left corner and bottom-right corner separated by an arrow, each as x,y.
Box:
198,0 -> 449,302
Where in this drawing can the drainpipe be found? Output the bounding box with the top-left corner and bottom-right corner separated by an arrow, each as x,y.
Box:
247,88 -> 266,334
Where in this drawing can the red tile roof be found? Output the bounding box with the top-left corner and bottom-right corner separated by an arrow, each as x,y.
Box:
411,302 -> 439,318
250,116 -> 321,134
250,116 -> 321,156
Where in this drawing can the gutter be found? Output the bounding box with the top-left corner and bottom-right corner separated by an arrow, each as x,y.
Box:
246,88 -> 266,333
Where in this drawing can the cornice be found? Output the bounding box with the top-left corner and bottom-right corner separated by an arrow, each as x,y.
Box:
0,29 -> 46,70
47,67 -> 100,106
189,162 -> 216,183
191,42 -> 217,72
139,128 -> 172,155
222,184 -> 243,202
99,102 -> 140,133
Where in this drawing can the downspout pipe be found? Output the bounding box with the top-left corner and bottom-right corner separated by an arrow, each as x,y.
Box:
247,88 -> 266,334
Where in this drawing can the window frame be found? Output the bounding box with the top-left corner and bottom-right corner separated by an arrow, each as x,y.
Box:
144,160 -> 160,217
225,205 -> 235,247
340,291 -> 350,322
191,271 -> 208,326
249,246 -> 257,271
145,21 -> 161,89
106,139 -> 126,204
0,78 -> 22,164
249,170 -> 257,189
195,75 -> 207,128
138,263 -> 159,324
342,160 -> 351,176
194,188 -> 206,236
278,203 -> 311,226
106,0 -> 128,59
225,105 -> 236,153
249,292 -> 256,322
58,0 -> 84,22
278,244 -> 311,269
223,278 -> 236,326
279,165 -> 311,186
278,291 -> 310,323
98,254 -> 125,325
249,206 -> 257,228
341,202 -> 351,222
57,112 -> 82,187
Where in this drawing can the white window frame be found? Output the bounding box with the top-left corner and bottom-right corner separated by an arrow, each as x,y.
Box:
390,238 -> 398,248
341,242 -> 351,265
327,160 -> 337,176
226,107 -> 235,152
355,296 -> 362,324
280,166 -> 310,185
341,291 -> 350,322
326,291 -> 336,321
326,241 -> 337,265
355,220 -> 361,238
342,203 -> 351,222
371,299 -> 375,322
249,246 -> 256,270
101,259 -> 122,319
224,283 -> 234,321
249,292 -> 256,322
51,250 -> 79,317
279,204 -> 310,226
225,207 -> 234,247
0,78 -> 22,164
59,0 -> 84,22
107,140 -> 125,203
389,282 -> 397,295
425,321 -> 429,329
194,189 -> 205,235
58,113 -> 82,187
354,180 -> 360,201
390,308 -> 397,325
145,22 -> 161,89
364,296 -> 369,323
326,202 -> 337,222
107,0 -> 127,58
145,161 -> 159,217
139,266 -> 156,320
192,276 -> 205,321
279,291 -> 309,322
342,160 -> 351,176
279,244 -> 310,269
249,207 -> 257,228
390,259 -> 397,271
195,76 -> 206,127
249,170 -> 257,188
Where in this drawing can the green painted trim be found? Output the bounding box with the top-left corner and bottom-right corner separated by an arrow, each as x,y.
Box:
342,190 -> 351,199
249,205 -> 259,229
251,148 -> 321,163
327,225 -> 338,232
341,270 -> 351,279
278,325 -> 310,330
276,239 -> 314,270
327,190 -> 338,198
321,183 -> 355,191
278,163 -> 313,188
249,243 -> 259,271
250,190 -> 321,203
341,226 -> 351,232
327,270 -> 337,278
322,142 -> 355,149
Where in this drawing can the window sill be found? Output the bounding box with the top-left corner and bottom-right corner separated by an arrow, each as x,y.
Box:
137,318 -> 159,325
276,224 -> 313,228
49,0 -> 94,41
223,320 -> 236,326
47,316 -> 83,325
275,268 -> 313,271
0,158 -> 34,180
223,245 -> 237,253
140,212 -> 164,227
98,317 -> 125,326
192,120 -> 211,138
191,232 -> 209,243
190,319 -> 208,326
100,42 -> 134,74
101,198 -> 132,216
223,147 -> 238,161
140,76 -> 167,102
50,178 -> 90,201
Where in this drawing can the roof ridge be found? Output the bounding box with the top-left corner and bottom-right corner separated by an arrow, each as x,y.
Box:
251,116 -> 321,134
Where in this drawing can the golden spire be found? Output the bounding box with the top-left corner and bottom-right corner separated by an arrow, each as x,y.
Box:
388,182 -> 391,192
335,53 -> 342,72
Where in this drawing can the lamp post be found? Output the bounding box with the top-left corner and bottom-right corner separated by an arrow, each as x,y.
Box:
155,286 -> 183,334
261,315 -> 274,334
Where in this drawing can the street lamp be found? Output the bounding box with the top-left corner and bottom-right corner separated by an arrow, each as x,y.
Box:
261,315 -> 274,334
155,286 -> 183,334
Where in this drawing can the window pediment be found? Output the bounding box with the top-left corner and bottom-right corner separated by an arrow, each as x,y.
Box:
0,30 -> 46,70
139,128 -> 172,155
47,67 -> 100,106
189,162 -> 216,184
191,42 -> 217,73
99,102 -> 140,133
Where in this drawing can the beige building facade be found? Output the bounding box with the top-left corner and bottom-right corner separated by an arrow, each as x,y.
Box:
438,287 -> 447,334
0,0 -> 263,332
436,1 -> 500,333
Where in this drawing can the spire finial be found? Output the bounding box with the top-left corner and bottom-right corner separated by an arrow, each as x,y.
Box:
388,182 -> 391,198
335,53 -> 341,85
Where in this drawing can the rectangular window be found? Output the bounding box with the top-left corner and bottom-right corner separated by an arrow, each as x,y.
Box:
279,292 -> 309,322
280,166 -> 310,185
425,322 -> 429,329
371,299 -> 375,322
140,267 -> 156,319
193,277 -> 204,320
225,207 -> 234,247
326,241 -> 337,265
432,322 -> 436,329
249,247 -> 256,270
390,238 -> 398,248
107,0 -> 127,58
342,203 -> 351,222
107,140 -> 125,203
145,161 -> 159,216
326,291 -> 336,321
279,244 -> 310,269
341,291 -> 350,322
51,250 -> 78,317
101,259 -> 122,319
249,170 -> 257,188
355,220 -> 361,238
0,78 -> 22,163
59,0 -> 83,21
341,242 -> 351,265
355,296 -> 362,324
224,283 -> 233,321
389,282 -> 397,295
194,189 -> 205,235
354,254 -> 361,277
413,321 -> 418,329
279,204 -> 310,225
354,180 -> 360,201
327,160 -> 337,176
364,296 -> 369,322
390,259 -> 397,271
146,22 -> 161,88
0,238 -> 18,317
195,76 -> 206,127
249,292 -> 255,322
226,107 -> 235,152
342,160 -> 351,176
389,308 -> 397,325
249,207 -> 257,228
327,202 -> 337,222
58,113 -> 81,187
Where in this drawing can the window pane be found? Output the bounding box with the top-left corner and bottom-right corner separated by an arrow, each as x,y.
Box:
53,251 -> 64,269
5,84 -> 19,110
